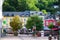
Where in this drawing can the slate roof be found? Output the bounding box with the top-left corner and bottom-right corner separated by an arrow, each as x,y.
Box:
3,11 -> 45,17
3,11 -> 30,17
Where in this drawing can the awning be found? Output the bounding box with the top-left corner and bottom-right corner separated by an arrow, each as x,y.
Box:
44,27 -> 50,30
52,28 -> 58,30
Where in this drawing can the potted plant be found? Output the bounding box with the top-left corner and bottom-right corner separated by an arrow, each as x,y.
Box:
10,15 -> 22,36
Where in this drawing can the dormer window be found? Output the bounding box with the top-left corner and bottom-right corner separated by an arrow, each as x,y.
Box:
40,13 -> 42,15
11,14 -> 14,16
36,12 -> 38,13
31,13 -> 34,15
6,14 -> 9,16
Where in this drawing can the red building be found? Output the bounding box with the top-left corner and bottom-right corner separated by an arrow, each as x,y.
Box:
44,19 -> 56,26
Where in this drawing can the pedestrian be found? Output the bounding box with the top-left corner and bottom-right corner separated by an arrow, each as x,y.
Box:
48,35 -> 52,40
3,29 -> 7,36
32,26 -> 36,37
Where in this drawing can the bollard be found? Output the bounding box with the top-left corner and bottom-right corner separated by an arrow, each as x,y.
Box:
48,35 -> 52,40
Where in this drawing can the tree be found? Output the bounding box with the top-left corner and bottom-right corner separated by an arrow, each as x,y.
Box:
10,15 -> 22,31
48,23 -> 54,29
42,10 -> 47,14
3,0 -> 39,11
26,0 -> 39,11
26,15 -> 43,31
48,23 -> 54,35
3,0 -> 16,11
16,0 -> 27,11
36,0 -> 58,14
3,0 -> 58,13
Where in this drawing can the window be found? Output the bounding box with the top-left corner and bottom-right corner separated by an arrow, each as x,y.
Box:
26,14 -> 29,16
46,21 -> 48,25
11,14 -> 14,16
6,14 -> 9,16
36,12 -> 38,13
31,13 -> 34,15
24,19 -> 26,22
40,13 -> 42,15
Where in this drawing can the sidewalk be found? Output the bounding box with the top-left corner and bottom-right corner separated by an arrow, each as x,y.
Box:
0,37 -> 48,40
0,34 -> 57,40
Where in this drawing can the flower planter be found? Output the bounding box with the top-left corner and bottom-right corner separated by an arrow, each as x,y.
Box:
14,31 -> 18,36
36,32 -> 41,37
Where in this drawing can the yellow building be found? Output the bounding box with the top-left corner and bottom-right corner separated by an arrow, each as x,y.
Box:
2,16 -> 29,28
3,11 -> 45,28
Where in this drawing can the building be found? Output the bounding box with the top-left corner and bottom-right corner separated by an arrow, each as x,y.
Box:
2,11 -> 45,28
2,11 -> 56,28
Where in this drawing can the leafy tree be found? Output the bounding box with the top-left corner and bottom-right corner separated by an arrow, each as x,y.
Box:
3,2 -> 16,11
10,15 -> 22,31
26,0 -> 39,11
48,23 -> 54,29
16,0 -> 27,11
48,23 -> 54,35
26,15 -> 43,31
36,0 -> 58,14
3,0 -> 39,11
42,10 -> 47,14
3,0 -> 16,11
3,0 -> 58,13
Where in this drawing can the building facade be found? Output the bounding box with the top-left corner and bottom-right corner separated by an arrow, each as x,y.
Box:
2,11 -> 56,28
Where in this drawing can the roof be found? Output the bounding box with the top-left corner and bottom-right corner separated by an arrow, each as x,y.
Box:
3,11 -> 30,17
3,11 -> 48,17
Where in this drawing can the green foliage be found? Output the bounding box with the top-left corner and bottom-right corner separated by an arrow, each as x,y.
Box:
3,0 -> 58,14
26,0 -> 39,11
26,15 -> 43,31
42,10 -> 47,14
10,15 -> 22,31
3,0 -> 39,11
48,23 -> 54,29
36,0 -> 58,14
